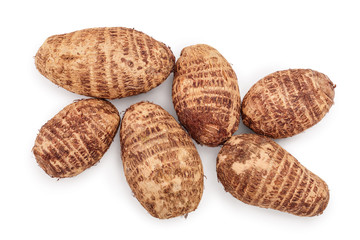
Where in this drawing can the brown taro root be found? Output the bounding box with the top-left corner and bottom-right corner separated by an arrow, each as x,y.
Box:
120,102 -> 204,219
35,27 -> 175,99
33,99 -> 120,178
241,69 -> 335,138
172,44 -> 241,147
216,134 -> 329,217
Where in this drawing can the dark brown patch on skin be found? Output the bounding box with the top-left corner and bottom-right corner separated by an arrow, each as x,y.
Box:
33,99 -> 120,178
216,134 -> 330,217
241,69 -> 335,138
177,108 -> 228,147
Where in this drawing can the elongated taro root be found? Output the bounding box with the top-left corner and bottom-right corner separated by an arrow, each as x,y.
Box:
172,44 -> 241,147
35,27 -> 175,99
120,102 -> 204,219
217,134 -> 329,217
241,69 -> 335,138
33,99 -> 120,178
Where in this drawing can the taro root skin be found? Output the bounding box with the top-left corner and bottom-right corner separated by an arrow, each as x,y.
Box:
241,69 -> 335,138
33,99 -> 120,178
172,44 -> 241,147
120,102 -> 204,219
217,134 -> 329,217
35,27 -> 175,99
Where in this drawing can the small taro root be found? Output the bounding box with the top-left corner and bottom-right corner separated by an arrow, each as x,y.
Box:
35,27 -> 175,99
216,134 -> 329,217
172,44 -> 241,147
33,99 -> 120,178
120,102 -> 204,219
241,69 -> 335,138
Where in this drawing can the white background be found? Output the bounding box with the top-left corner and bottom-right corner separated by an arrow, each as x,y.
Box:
1,0 -> 359,239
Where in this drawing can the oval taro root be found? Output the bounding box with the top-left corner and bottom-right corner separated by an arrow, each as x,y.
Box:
216,134 -> 329,217
172,44 -> 241,147
33,99 -> 120,178
120,102 -> 204,219
35,27 -> 175,99
241,69 -> 335,138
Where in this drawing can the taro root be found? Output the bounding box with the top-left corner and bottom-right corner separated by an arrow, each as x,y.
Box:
172,44 -> 241,147
120,102 -> 204,219
217,134 -> 329,217
241,69 -> 335,138
33,98 -> 120,178
35,27 -> 175,99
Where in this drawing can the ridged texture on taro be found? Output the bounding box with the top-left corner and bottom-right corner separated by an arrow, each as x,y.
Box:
33,99 -> 120,178
120,102 -> 204,219
217,134 -> 329,217
35,27 -> 175,99
241,69 -> 335,138
172,44 -> 241,147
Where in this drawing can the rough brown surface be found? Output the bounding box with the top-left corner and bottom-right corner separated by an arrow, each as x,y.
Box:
217,134 -> 329,217
172,44 -> 241,147
33,98 -> 120,178
120,102 -> 204,219
35,27 -> 175,99
241,69 -> 335,138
